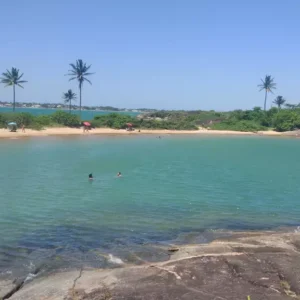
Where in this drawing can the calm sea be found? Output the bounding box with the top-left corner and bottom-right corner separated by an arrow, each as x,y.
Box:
0,107 -> 140,120
0,135 -> 300,278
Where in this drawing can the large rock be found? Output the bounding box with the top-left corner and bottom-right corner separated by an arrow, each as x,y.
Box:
0,279 -> 18,299
7,231 -> 300,300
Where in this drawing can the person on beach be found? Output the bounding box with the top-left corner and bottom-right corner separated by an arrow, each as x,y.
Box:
21,124 -> 25,133
117,172 -> 122,177
89,173 -> 93,180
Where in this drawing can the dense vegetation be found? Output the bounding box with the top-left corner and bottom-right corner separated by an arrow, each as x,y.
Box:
0,111 -> 207,131
92,113 -> 199,130
0,111 -> 81,130
1,106 -> 300,132
209,107 -> 300,132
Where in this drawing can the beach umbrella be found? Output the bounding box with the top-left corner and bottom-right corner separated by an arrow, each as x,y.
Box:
126,123 -> 133,127
83,121 -> 91,127
7,122 -> 17,132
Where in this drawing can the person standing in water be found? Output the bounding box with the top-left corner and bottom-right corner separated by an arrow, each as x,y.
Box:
117,172 -> 122,177
89,173 -> 93,180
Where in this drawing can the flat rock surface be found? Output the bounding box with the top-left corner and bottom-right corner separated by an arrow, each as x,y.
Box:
4,231 -> 300,300
0,279 -> 17,299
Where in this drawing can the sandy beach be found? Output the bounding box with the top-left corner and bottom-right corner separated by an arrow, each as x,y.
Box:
0,127 -> 286,138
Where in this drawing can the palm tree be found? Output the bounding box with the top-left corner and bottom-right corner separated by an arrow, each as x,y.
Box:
66,59 -> 93,117
273,96 -> 285,109
258,75 -> 276,111
63,89 -> 77,113
0,67 -> 27,112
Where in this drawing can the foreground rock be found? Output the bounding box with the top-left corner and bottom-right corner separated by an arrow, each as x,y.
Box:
0,280 -> 18,299
4,231 -> 300,300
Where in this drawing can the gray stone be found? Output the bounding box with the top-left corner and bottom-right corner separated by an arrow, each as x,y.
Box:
8,231 -> 300,300
0,279 -> 17,299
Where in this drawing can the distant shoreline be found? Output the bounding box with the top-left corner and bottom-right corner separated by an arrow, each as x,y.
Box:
0,127 -> 292,139
0,107 -> 143,113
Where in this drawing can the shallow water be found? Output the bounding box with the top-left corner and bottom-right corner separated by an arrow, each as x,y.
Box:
0,135 -> 300,277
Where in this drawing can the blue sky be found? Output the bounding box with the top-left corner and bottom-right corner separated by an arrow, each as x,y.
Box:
0,0 -> 299,110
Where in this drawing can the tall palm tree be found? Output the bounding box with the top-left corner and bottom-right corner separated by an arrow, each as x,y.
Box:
258,75 -> 276,111
0,67 -> 27,112
273,96 -> 285,109
63,89 -> 77,113
66,59 -> 93,117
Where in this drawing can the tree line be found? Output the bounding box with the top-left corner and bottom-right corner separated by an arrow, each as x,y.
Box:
0,59 -> 93,115
1,63 -> 298,114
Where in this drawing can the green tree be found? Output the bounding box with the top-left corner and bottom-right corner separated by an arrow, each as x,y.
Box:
0,67 -> 27,112
62,89 -> 77,113
273,95 -> 285,109
258,75 -> 276,111
273,110 -> 300,132
51,111 -> 80,127
66,59 -> 94,117
285,103 -> 297,109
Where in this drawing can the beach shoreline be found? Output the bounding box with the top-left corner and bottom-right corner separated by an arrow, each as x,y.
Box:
0,127 -> 289,139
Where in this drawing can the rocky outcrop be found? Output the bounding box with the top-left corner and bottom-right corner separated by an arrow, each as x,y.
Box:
0,280 -> 18,299
3,231 -> 300,300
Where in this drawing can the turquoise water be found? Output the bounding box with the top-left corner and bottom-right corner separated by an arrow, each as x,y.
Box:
0,107 -> 140,120
0,135 -> 300,277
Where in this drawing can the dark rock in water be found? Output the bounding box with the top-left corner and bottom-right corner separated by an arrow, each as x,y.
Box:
168,247 -> 179,252
6,231 -> 300,300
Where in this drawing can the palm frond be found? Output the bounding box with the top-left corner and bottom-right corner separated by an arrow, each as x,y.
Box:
69,63 -> 77,70
84,77 -> 92,85
258,75 -> 276,92
67,70 -> 77,74
65,73 -> 76,77
0,67 -> 27,87
18,72 -> 23,79
0,78 -> 11,84
84,64 -> 92,72
1,73 -> 10,79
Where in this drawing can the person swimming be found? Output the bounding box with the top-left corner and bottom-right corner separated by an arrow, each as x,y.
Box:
117,172 -> 122,177
89,173 -> 93,180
